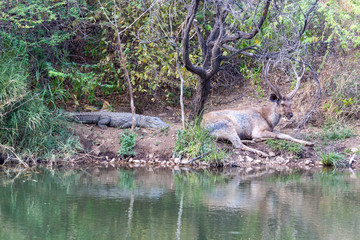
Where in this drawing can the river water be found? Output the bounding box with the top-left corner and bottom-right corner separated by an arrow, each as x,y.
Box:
0,167 -> 359,240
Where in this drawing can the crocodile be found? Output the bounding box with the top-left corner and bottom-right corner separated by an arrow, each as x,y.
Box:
66,112 -> 169,129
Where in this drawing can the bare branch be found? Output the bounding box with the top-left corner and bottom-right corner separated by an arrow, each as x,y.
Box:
222,0 -> 271,43
206,3 -> 225,78
193,20 -> 207,59
297,0 -> 319,41
182,0 -> 206,78
222,44 -> 263,59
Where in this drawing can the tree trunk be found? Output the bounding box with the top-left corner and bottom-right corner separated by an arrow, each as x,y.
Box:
189,76 -> 211,121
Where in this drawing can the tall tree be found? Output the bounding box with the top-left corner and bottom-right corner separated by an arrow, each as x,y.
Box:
181,0 -> 319,120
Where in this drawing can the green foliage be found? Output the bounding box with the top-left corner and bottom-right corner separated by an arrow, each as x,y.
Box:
0,36 -> 81,161
318,0 -> 360,50
240,64 -> 264,98
173,124 -> 228,162
320,152 -> 345,167
118,130 -> 137,158
265,139 -> 303,158
47,63 -> 104,104
322,57 -> 360,121
320,124 -> 354,142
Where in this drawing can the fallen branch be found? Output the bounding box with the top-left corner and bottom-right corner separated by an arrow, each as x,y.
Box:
184,151 -> 211,164
0,144 -> 29,168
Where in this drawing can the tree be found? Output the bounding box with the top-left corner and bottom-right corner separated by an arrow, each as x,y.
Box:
181,0 -> 319,120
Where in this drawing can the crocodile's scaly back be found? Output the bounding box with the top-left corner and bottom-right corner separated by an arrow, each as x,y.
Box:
66,112 -> 169,129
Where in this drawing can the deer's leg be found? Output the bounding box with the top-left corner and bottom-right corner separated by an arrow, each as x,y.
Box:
257,130 -> 314,146
212,126 -> 268,157
274,132 -> 314,146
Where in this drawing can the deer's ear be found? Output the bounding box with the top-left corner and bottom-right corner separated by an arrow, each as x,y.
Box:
269,93 -> 279,102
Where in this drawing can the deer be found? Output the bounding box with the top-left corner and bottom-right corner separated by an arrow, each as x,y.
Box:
202,61 -> 314,157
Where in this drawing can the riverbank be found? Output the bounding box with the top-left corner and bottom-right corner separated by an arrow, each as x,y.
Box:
64,97 -> 360,170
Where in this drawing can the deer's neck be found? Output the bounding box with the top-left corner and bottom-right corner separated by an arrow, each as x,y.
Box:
261,104 -> 282,130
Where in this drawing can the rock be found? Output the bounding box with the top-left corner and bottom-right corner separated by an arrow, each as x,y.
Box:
148,153 -> 154,159
174,158 -> 181,164
269,151 -> 276,157
245,156 -> 254,162
246,167 -> 254,174
254,159 -> 262,164
238,156 -> 244,162
109,158 -> 115,163
133,160 -> 140,164
93,149 -> 101,156
351,147 -> 359,153
180,159 -> 189,165
305,160 -> 311,165
275,156 -> 285,163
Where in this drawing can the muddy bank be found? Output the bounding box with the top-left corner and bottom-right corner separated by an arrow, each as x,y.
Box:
62,106 -> 358,170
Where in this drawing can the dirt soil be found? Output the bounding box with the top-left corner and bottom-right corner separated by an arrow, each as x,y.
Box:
70,87 -> 360,170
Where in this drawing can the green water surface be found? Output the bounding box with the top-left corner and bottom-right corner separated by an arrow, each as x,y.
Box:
1,167 -> 360,240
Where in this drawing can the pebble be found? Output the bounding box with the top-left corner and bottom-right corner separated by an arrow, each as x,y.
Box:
276,156 -> 285,163
93,149 -> 101,156
351,147 -> 359,153
254,159 -> 262,164
246,168 -> 254,173
269,151 -> 276,157
180,159 -> 189,165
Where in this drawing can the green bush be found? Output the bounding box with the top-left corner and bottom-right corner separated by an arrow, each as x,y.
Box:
118,130 -> 137,158
173,124 -> 228,162
320,124 -> 354,142
0,37 -> 81,162
265,139 -> 303,158
320,152 -> 345,167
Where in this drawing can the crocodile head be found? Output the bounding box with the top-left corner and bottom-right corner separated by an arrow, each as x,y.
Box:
147,117 -> 169,129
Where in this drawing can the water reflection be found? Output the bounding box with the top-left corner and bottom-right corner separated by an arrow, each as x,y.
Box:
0,167 -> 359,240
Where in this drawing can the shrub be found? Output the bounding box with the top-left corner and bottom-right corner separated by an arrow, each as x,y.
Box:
320,152 -> 345,167
320,124 -> 354,142
265,139 -> 303,158
173,124 -> 228,162
118,130 -> 137,158
0,36 -> 81,162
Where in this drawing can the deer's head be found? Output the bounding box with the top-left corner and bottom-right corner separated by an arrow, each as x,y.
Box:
265,60 -> 305,120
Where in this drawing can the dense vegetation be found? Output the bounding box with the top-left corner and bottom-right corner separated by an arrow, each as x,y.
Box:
0,0 -> 359,163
